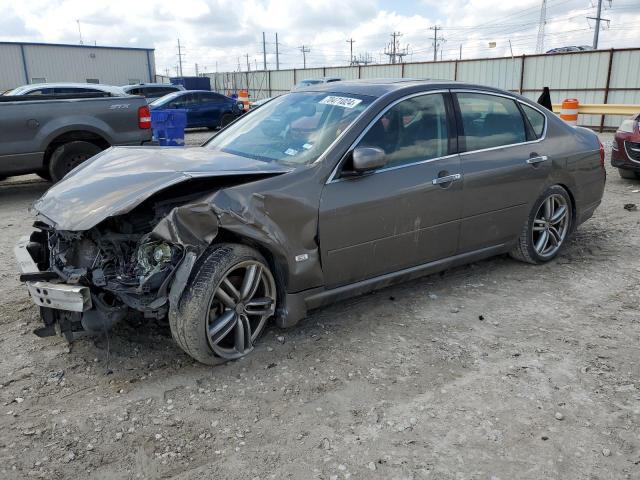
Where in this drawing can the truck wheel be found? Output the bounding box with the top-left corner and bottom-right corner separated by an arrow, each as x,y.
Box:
48,141 -> 102,183
510,185 -> 573,264
169,244 -> 277,365
618,168 -> 639,180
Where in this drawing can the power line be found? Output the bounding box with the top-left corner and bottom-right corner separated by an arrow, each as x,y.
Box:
176,38 -> 184,77
346,38 -> 356,65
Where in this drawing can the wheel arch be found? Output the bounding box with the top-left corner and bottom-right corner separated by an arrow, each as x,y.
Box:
554,182 -> 578,231
210,228 -> 290,307
43,130 -> 110,171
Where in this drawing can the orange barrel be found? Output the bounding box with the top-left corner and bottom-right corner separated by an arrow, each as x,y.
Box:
238,90 -> 250,112
560,98 -> 579,125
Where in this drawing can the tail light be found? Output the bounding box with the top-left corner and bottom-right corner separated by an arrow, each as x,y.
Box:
138,105 -> 151,129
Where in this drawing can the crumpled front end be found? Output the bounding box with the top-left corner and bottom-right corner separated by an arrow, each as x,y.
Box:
16,211 -> 188,340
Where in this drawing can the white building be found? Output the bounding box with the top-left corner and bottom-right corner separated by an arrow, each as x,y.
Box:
0,41 -> 156,91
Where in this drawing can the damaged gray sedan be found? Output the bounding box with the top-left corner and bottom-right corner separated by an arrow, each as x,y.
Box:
15,80 -> 606,365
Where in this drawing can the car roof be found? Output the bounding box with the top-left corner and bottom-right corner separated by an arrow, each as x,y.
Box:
122,83 -> 182,89
13,82 -> 125,94
296,78 -> 512,98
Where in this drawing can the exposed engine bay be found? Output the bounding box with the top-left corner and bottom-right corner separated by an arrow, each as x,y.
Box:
25,180 -> 233,338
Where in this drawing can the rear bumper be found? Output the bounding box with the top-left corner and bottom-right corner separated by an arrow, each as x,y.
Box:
14,236 -> 92,312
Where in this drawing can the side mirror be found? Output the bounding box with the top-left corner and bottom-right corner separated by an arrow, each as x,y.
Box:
352,147 -> 387,173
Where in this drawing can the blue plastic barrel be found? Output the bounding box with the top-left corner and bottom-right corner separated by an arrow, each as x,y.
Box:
151,109 -> 187,146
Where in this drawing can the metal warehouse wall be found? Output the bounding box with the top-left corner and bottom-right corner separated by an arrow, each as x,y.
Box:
205,47 -> 640,129
0,42 -> 155,91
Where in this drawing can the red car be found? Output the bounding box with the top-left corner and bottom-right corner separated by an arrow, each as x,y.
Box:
612,114 -> 640,179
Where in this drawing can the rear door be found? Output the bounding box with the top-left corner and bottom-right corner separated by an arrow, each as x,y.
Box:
199,92 -> 225,127
319,91 -> 462,288
453,90 -> 551,253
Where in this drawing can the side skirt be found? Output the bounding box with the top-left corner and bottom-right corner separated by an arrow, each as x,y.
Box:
277,243 -> 510,327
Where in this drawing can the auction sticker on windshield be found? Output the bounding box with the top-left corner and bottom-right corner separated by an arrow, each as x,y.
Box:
319,96 -> 363,108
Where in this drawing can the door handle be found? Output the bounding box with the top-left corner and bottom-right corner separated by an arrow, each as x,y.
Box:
526,155 -> 549,164
432,173 -> 462,185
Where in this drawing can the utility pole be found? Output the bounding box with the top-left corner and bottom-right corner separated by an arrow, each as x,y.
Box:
275,33 -> 280,70
536,0 -> 547,54
299,45 -> 310,68
587,0 -> 609,50
177,38 -> 184,76
384,32 -> 407,64
347,38 -> 356,65
429,26 -> 444,61
245,53 -> 251,72
195,63 -> 199,76
459,44 -> 462,60
262,32 -> 267,70
76,20 -> 83,45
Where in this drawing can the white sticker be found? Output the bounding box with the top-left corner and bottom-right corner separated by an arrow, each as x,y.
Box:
302,143 -> 313,150
284,148 -> 298,156
319,96 -> 362,109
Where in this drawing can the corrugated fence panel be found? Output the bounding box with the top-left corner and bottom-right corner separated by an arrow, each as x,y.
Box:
325,66 -> 359,80
523,51 -> 610,90
0,44 -> 27,90
456,58 -> 522,90
205,49 -> 640,128
359,64 -> 402,79
403,62 -> 455,80
270,70 -> 294,94
609,50 -> 640,89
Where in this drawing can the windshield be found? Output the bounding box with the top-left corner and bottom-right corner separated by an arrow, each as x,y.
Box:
150,92 -> 181,107
205,91 -> 373,165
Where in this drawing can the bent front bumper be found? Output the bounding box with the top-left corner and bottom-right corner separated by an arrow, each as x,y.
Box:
14,236 -> 92,312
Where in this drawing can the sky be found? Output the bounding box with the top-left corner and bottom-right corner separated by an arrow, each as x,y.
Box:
1,0 -> 638,76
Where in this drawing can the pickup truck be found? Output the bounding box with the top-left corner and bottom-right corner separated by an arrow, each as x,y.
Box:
0,94 -> 153,182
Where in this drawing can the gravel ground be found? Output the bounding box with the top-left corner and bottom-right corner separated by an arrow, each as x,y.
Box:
0,133 -> 638,480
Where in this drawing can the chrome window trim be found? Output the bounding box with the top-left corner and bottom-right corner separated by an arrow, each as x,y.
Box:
325,89 -> 450,184
451,89 -> 548,156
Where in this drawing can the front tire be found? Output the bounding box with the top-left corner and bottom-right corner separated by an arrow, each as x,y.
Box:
510,185 -> 573,264
169,244 -> 277,365
48,141 -> 102,183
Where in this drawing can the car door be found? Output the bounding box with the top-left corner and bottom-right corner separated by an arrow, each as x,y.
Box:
453,90 -> 552,253
199,93 -> 224,127
170,93 -> 196,127
319,91 -> 463,288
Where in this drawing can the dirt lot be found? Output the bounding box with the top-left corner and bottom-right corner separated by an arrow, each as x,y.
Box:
0,133 -> 638,480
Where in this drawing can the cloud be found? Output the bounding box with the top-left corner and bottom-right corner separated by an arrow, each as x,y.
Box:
1,0 -> 638,76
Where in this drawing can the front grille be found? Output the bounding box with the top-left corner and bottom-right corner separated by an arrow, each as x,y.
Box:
625,141 -> 640,162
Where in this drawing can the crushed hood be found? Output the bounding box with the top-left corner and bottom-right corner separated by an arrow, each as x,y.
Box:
32,146 -> 291,231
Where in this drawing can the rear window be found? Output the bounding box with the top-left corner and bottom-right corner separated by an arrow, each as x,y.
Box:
456,92 -> 526,151
521,104 -> 546,138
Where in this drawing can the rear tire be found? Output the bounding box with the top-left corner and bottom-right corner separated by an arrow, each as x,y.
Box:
618,168 -> 639,180
220,113 -> 234,128
169,244 -> 277,365
510,185 -> 573,264
36,170 -> 52,182
48,141 -> 102,183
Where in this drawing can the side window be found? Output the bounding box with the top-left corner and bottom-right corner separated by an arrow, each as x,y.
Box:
456,92 -> 526,151
127,87 -> 142,95
26,88 -> 53,95
356,93 -> 449,169
521,104 -> 546,139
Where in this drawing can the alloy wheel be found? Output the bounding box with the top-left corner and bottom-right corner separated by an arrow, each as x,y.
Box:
532,194 -> 570,258
206,260 -> 276,359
